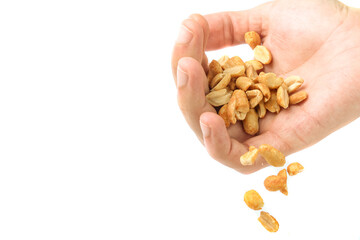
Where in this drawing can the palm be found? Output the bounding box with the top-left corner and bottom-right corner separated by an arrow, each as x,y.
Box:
229,0 -> 360,155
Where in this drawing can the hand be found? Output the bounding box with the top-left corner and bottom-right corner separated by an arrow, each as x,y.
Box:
171,0 -> 360,173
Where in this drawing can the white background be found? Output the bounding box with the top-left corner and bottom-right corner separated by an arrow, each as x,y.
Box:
1,0 -> 360,239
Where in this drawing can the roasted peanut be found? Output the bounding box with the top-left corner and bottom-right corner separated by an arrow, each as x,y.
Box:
244,190 -> 264,210
240,146 -> 259,166
218,104 -> 231,127
277,84 -> 289,109
245,65 -> 259,82
254,45 -> 272,64
245,60 -> 263,71
258,211 -> 279,232
246,89 -> 263,108
209,73 -> 225,89
218,55 -> 230,68
264,169 -> 288,195
257,100 -> 267,119
212,73 -> 231,91
235,111 -> 247,120
289,91 -> 308,105
207,60 -> 223,82
252,83 -> 270,102
206,88 -> 233,107
243,109 -> 259,135
236,77 -> 253,91
264,91 -> 281,113
287,162 -> 304,176
223,65 -> 245,78
258,144 -> 286,167
245,31 -> 261,49
258,73 -> 283,89
284,76 -> 304,94
227,90 -> 249,125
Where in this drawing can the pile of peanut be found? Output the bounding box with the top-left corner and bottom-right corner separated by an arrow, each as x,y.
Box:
242,144 -> 304,232
205,32 -> 308,232
205,31 -> 308,135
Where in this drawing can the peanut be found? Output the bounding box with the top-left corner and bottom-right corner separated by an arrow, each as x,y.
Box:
277,84 -> 289,109
252,83 -> 270,102
245,64 -> 258,82
240,146 -> 259,166
287,162 -> 304,176
244,31 -> 261,49
284,76 -> 304,94
254,45 -> 272,64
258,211 -> 279,232
258,144 -> 286,167
258,73 -> 283,89
218,55 -> 230,68
235,77 -> 253,91
264,91 -> 281,113
246,89 -> 263,109
242,109 -> 259,135
289,91 -> 308,105
205,88 -> 233,107
223,65 -> 245,78
207,60 -> 222,82
256,100 -> 267,119
245,60 -> 263,71
211,73 -> 231,91
227,90 -> 249,125
264,169 -> 288,196
218,104 -> 230,127
244,190 -> 264,210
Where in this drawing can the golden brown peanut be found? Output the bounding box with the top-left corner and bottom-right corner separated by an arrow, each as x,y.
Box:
264,169 -> 288,196
244,190 -> 264,210
246,89 -> 263,108
245,31 -> 261,49
258,73 -> 283,89
209,73 -> 225,89
254,45 -> 272,64
218,55 -> 230,68
284,76 -> 304,94
235,111 -> 247,120
228,79 -> 237,91
245,60 -> 263,71
212,73 -> 231,91
245,65 -> 259,82
258,144 -> 286,167
287,162 -> 304,176
205,88 -> 233,107
258,211 -> 279,232
264,91 -> 281,113
218,104 -> 231,127
223,65 -> 245,78
240,146 -> 259,166
222,56 -> 245,69
277,84 -> 289,109
289,91 -> 308,105
252,83 -> 270,102
236,77 -> 253,91
207,60 -> 223,81
243,109 -> 259,135
227,90 -> 249,124
257,100 -> 267,119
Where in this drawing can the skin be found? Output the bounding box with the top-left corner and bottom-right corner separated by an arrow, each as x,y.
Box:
171,0 -> 360,174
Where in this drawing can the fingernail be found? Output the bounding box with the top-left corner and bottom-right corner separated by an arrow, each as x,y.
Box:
176,25 -> 193,44
200,120 -> 211,138
177,66 -> 188,88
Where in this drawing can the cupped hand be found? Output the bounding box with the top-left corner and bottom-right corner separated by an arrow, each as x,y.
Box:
171,0 -> 360,173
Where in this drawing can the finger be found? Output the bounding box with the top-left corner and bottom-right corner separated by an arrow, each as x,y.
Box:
200,112 -> 268,174
171,17 -> 205,83
204,3 -> 271,50
177,57 -> 215,142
